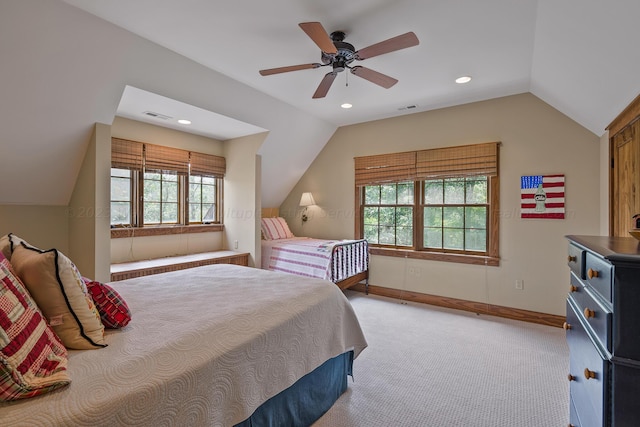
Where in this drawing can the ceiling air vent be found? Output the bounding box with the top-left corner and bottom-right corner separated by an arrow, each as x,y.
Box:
398,104 -> 418,111
142,111 -> 172,120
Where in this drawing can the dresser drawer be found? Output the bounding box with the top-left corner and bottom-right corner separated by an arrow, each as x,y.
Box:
611,359 -> 640,427
584,251 -> 612,303
569,397 -> 581,427
567,243 -> 585,279
566,300 -> 609,427
569,273 -> 611,354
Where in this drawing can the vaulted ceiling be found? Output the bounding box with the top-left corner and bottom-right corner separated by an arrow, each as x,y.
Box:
2,1 -> 640,207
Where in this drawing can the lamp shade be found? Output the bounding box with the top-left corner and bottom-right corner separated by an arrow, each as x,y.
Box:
299,192 -> 315,207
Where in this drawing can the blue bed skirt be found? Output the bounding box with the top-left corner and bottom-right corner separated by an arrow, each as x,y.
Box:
234,351 -> 354,427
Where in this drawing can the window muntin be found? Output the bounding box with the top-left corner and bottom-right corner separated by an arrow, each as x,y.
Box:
110,168 -> 132,226
422,177 -> 488,253
189,175 -> 217,223
363,182 -> 414,247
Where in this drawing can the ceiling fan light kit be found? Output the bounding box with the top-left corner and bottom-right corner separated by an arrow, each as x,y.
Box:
259,22 -> 419,99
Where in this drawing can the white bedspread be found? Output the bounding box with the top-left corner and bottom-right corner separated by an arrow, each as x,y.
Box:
1,264 -> 368,427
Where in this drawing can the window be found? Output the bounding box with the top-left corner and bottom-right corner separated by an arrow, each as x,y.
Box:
110,168 -> 132,226
363,182 -> 414,247
143,171 -> 179,225
355,142 -> 499,266
110,138 -> 225,229
422,177 -> 487,252
189,175 -> 217,223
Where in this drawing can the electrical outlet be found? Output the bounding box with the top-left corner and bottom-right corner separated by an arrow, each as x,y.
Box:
408,267 -> 421,277
234,240 -> 238,249
515,279 -> 524,290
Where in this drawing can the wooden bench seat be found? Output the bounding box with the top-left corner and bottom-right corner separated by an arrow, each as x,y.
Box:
110,251 -> 249,281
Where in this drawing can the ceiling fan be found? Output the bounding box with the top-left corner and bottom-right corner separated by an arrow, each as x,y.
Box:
259,22 -> 419,99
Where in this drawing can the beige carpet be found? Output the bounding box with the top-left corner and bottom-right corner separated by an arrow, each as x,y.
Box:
314,291 -> 569,427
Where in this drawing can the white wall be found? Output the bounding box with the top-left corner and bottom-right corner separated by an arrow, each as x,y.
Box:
280,93 -> 601,316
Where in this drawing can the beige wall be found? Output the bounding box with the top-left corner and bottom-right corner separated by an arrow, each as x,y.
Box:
68,123 -> 111,282
222,132 -> 268,267
0,205 -> 69,253
599,131 -> 610,234
280,93 -> 601,316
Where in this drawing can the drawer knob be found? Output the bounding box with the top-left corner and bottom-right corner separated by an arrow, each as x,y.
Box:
569,285 -> 578,293
584,368 -> 597,380
584,307 -> 595,318
563,322 -> 571,330
587,268 -> 599,279
567,255 -> 576,263
567,373 -> 575,381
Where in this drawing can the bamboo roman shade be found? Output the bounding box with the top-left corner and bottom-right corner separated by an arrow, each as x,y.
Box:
190,151 -> 226,178
144,144 -> 190,175
111,138 -> 143,170
111,138 -> 226,177
354,141 -> 499,186
416,142 -> 499,179
354,151 -> 416,186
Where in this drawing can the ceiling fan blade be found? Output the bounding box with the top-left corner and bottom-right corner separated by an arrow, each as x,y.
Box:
350,66 -> 398,89
299,22 -> 338,54
259,63 -> 322,76
356,32 -> 419,60
313,72 -> 338,99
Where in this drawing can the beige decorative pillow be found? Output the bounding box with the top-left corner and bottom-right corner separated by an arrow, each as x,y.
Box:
11,243 -> 106,350
0,233 -> 30,260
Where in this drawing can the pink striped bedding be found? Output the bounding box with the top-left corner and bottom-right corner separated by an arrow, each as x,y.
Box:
262,237 -> 337,280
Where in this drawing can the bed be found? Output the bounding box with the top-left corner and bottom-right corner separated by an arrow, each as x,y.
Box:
1,263 -> 368,427
260,217 -> 369,292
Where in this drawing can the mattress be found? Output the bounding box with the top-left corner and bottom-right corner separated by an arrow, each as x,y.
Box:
0,264 -> 368,426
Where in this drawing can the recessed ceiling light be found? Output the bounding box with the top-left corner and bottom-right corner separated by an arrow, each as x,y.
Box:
455,76 -> 472,84
178,119 -> 191,125
341,103 -> 353,109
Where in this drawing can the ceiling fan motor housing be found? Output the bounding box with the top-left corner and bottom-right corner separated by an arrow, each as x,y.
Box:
321,31 -> 356,71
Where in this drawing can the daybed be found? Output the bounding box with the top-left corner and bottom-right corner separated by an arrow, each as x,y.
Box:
260,217 -> 369,292
1,262 -> 368,426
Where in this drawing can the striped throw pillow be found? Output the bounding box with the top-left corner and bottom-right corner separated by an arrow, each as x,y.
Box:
261,217 -> 294,240
0,252 -> 70,401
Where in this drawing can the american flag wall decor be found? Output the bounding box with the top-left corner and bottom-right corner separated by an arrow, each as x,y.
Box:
520,174 -> 565,219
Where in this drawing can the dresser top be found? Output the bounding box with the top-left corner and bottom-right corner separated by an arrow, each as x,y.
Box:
566,235 -> 640,263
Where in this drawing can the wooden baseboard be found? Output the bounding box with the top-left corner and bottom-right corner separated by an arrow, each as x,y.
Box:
349,283 -> 565,328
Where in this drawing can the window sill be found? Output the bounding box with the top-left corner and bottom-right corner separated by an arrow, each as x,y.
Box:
111,224 -> 223,239
369,247 -> 500,267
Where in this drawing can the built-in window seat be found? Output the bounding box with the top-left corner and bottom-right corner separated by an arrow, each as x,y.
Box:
110,251 -> 249,282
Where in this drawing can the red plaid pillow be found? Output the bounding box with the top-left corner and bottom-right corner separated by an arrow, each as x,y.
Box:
0,252 -> 70,401
85,281 -> 131,329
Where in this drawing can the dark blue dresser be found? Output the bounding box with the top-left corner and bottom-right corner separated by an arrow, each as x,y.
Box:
565,235 -> 640,427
